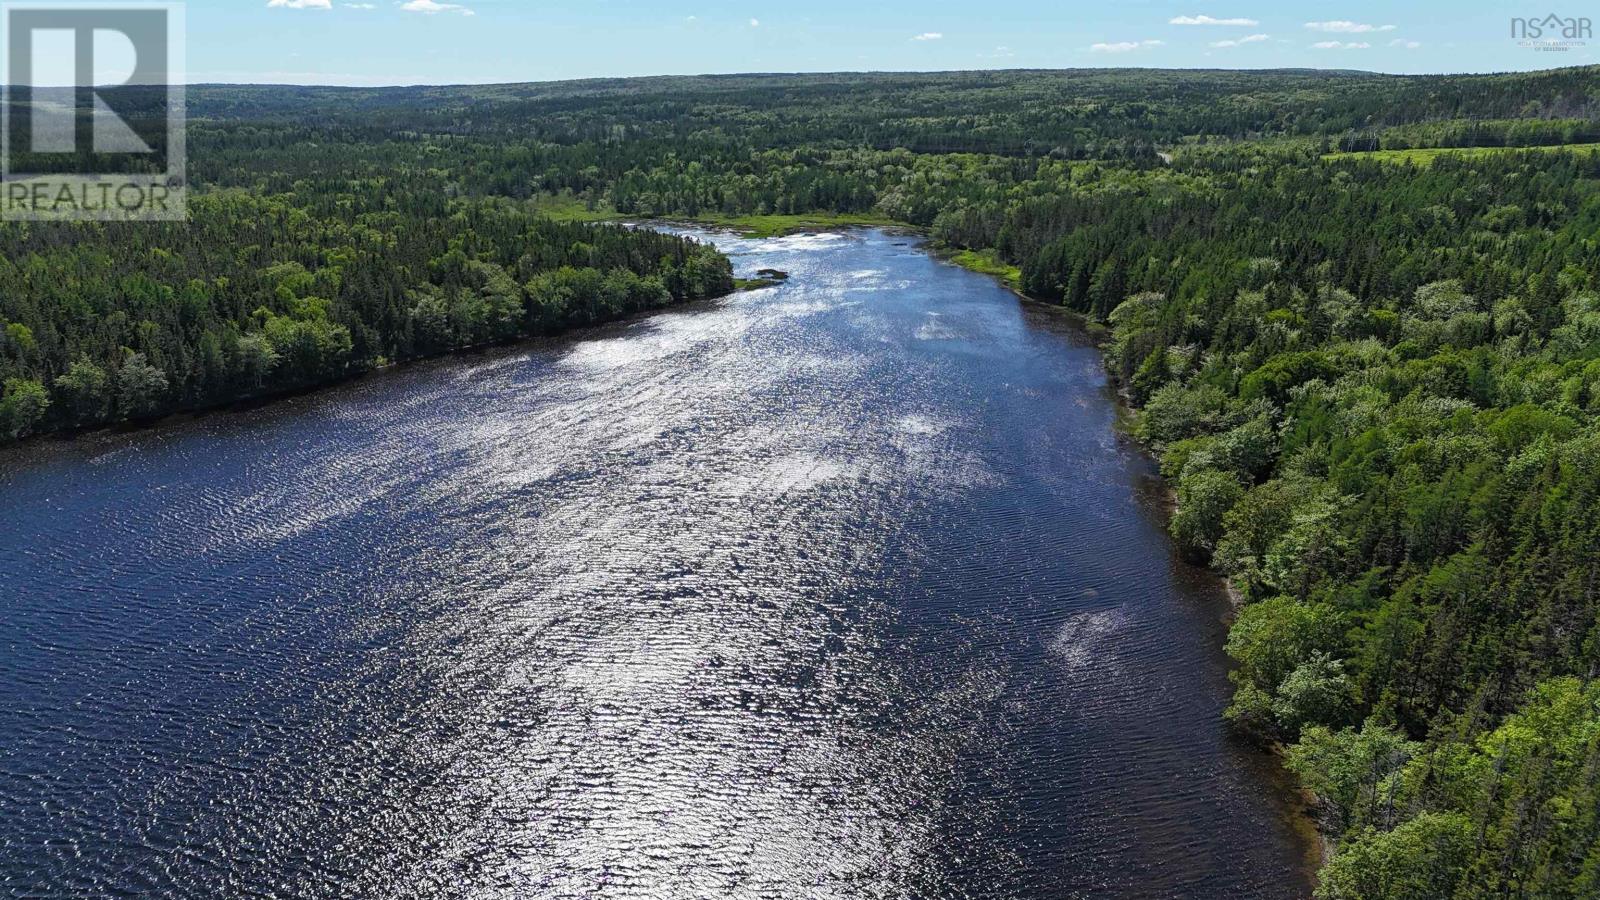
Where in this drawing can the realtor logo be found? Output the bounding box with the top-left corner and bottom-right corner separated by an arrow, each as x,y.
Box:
1511,13 -> 1592,50
1,2 -> 185,220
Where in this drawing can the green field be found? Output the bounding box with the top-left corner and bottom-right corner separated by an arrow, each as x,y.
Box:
1322,142 -> 1600,165
670,212 -> 909,238
527,199 -> 908,238
525,195 -> 626,223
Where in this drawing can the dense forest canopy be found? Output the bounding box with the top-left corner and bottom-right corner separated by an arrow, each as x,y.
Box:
6,65 -> 1600,899
185,66 -> 1600,153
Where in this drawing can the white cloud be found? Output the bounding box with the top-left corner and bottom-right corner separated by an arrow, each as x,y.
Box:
1211,33 -> 1269,47
1305,21 -> 1395,33
399,0 -> 473,15
749,18 -> 759,27
345,2 -> 376,7
1170,15 -> 1259,26
1090,39 -> 1163,53
1389,38 -> 1422,49
912,32 -> 943,41
1312,40 -> 1371,49
267,0 -> 332,9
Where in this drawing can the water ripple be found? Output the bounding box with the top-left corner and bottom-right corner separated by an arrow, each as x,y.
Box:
0,229 -> 1311,899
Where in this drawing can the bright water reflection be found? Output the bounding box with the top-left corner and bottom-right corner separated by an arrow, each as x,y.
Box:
0,229 -> 1311,898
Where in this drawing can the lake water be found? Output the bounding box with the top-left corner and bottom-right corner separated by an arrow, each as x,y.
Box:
0,229 -> 1312,898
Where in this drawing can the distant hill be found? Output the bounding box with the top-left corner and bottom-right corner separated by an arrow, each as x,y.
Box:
182,66 -> 1600,157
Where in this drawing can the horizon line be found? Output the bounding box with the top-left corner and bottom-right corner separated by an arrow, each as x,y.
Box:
168,62 -> 1596,91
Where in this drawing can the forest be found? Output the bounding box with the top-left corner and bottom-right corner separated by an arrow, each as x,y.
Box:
5,65 -> 1600,898
0,196 -> 732,436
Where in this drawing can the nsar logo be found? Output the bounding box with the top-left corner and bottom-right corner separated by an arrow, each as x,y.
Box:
1511,13 -> 1593,51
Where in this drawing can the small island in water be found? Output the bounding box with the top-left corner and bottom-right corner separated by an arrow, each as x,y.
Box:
737,268 -> 791,291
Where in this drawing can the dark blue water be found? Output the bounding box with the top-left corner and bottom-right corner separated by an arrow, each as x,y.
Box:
0,229 -> 1312,898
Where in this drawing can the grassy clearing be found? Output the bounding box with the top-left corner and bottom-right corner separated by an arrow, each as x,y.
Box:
1322,143 -> 1600,165
526,201 -> 909,238
526,195 -> 623,223
678,212 -> 909,237
946,248 -> 1023,292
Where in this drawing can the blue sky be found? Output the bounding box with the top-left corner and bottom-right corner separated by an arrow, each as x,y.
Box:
187,1 -> 1595,85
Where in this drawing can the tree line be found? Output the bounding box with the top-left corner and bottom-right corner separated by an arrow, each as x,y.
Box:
0,192 -> 731,440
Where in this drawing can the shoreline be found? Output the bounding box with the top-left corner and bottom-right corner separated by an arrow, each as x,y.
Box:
545,204 -> 916,239
937,234 -> 1328,887
0,283 -> 740,455
5,215 -> 894,452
